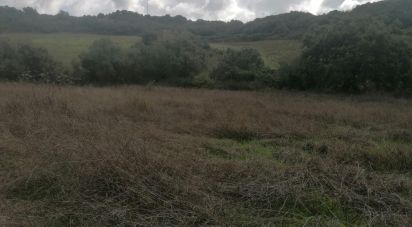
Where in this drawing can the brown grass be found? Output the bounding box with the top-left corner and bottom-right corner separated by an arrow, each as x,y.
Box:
0,83 -> 411,226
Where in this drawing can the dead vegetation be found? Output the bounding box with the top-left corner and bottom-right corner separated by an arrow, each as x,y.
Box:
0,83 -> 411,226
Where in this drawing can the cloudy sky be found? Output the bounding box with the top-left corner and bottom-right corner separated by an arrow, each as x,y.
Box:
0,0 -> 381,22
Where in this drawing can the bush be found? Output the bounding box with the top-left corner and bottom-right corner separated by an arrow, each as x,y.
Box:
0,41 -> 69,83
126,31 -> 209,85
279,19 -> 412,94
75,39 -> 126,85
75,32 -> 210,86
211,48 -> 273,89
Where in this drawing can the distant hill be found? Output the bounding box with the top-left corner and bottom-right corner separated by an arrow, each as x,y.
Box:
0,0 -> 411,40
352,0 -> 412,28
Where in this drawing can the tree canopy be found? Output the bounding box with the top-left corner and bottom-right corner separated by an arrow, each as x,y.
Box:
279,19 -> 412,93
211,48 -> 272,89
0,41 -> 68,83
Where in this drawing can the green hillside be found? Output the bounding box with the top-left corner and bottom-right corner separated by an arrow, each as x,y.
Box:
0,33 -> 141,66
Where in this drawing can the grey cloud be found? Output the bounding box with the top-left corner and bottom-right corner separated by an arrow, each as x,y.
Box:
323,0 -> 344,8
113,0 -> 130,8
204,0 -> 230,11
0,0 -> 382,21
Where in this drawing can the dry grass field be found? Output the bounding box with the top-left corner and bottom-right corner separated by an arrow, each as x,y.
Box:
0,83 -> 411,226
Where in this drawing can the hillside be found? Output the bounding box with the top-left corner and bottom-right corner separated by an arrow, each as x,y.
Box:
0,83 -> 411,226
0,0 -> 411,41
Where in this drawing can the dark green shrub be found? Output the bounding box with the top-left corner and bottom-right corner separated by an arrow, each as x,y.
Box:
0,41 -> 69,83
211,48 -> 273,89
76,39 -> 126,85
279,19 -> 412,94
126,31 -> 209,85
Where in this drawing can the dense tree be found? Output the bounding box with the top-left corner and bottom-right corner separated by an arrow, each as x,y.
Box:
127,32 -> 209,85
75,32 -> 210,86
0,41 -> 68,83
279,19 -> 412,93
352,0 -> 412,28
240,12 -> 316,40
211,48 -> 273,89
75,39 -> 126,85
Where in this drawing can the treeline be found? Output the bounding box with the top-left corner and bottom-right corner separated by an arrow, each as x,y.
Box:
278,18 -> 412,94
73,32 -> 274,89
0,6 -> 305,41
1,0 -> 412,94
1,0 -> 412,41
1,22 -> 412,94
0,32 -> 274,90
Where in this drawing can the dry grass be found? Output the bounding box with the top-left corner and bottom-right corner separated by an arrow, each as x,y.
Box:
0,83 -> 411,226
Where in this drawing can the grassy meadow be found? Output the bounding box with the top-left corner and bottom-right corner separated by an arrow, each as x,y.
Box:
0,33 -> 141,66
0,83 -> 411,226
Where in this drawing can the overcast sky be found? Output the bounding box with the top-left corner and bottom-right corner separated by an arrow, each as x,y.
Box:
0,0 -> 382,22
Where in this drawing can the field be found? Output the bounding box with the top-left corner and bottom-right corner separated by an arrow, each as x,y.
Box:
0,33 -> 141,66
211,40 -> 302,69
0,83 -> 411,226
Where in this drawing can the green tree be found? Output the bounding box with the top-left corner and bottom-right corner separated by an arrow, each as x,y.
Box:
0,41 -> 20,81
77,39 -> 126,85
127,31 -> 209,85
279,19 -> 412,93
211,48 -> 272,89
0,41 -> 68,83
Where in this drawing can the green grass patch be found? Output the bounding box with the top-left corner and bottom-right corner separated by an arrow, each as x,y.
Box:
0,33 -> 141,66
365,140 -> 412,172
222,191 -> 364,226
279,192 -> 365,227
213,126 -> 262,142
205,139 -> 277,160
211,40 -> 302,69
385,130 -> 412,144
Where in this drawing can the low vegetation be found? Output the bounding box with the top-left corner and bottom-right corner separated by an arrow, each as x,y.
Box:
0,83 -> 411,226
